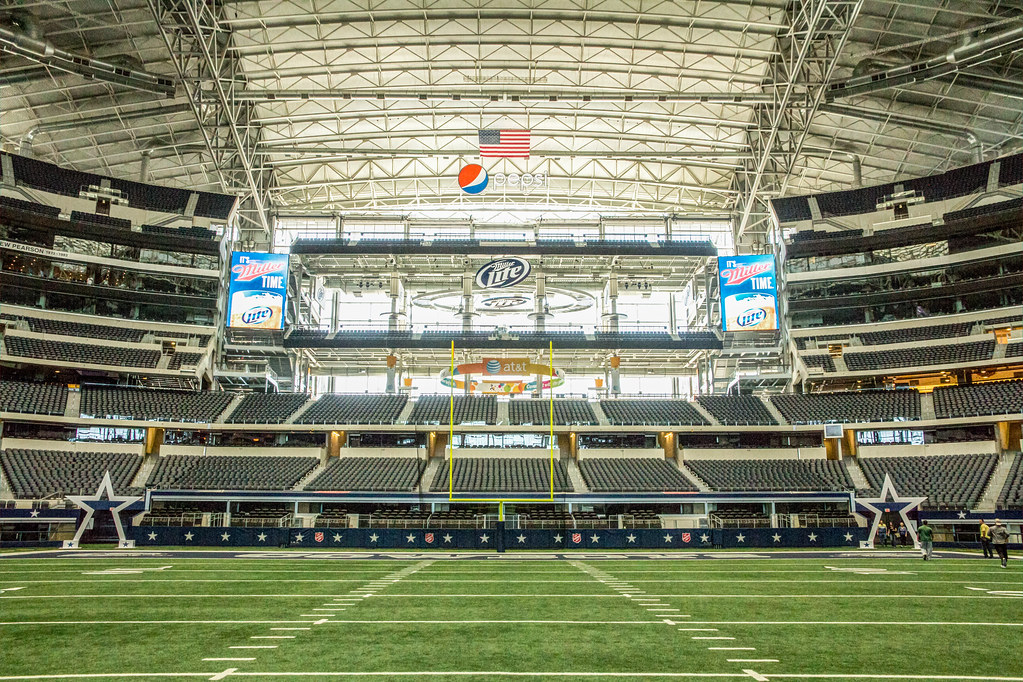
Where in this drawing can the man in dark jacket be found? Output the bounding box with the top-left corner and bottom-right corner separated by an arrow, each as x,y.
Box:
990,519 -> 1010,569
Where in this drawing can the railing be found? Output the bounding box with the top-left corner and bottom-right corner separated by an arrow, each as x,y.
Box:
230,515 -> 293,528
797,514 -> 857,528
711,516 -> 771,529
144,512 -> 206,527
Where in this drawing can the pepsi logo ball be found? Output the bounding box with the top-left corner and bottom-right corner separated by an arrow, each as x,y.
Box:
458,164 -> 488,194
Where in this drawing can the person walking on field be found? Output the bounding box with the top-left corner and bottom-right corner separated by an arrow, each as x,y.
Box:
990,519 -> 1010,569
877,523 -> 887,548
898,522 -> 909,547
889,522 -> 898,547
979,519 -> 993,559
917,520 -> 934,560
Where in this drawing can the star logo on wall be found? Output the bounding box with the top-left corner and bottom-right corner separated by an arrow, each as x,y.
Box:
808,532 -> 818,543
590,535 -> 600,544
369,534 -> 379,543
626,534 -> 637,543
663,534 -> 673,543
735,533 -> 746,543
856,473 -> 926,549
257,533 -> 267,542
957,511 -> 967,519
147,532 -> 157,541
406,534 -> 416,543
442,534 -> 453,543
221,532 -> 230,541
29,510 -> 39,518
553,534 -> 563,543
333,534 -> 343,542
184,532 -> 194,541
517,535 -> 527,543
294,533 -> 305,543
772,533 -> 782,543
699,534 -> 710,543
479,534 -> 489,544
844,532 -> 855,542
66,471 -> 142,547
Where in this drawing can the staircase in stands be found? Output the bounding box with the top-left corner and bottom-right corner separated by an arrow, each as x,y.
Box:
975,450 -> 1018,511
843,457 -> 871,492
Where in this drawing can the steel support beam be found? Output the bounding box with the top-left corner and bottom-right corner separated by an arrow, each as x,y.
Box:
733,0 -> 863,242
146,0 -> 272,244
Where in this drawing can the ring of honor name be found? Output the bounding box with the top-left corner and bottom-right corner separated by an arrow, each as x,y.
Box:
718,254 -> 778,332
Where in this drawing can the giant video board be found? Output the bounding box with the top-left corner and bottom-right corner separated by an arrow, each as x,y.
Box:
227,252 -> 289,330
718,254 -> 778,332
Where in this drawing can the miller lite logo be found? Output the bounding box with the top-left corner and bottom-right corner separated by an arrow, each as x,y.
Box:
571,533 -> 582,544
720,260 -> 772,286
314,532 -> 324,543
682,533 -> 691,543
231,260 -> 286,282
425,533 -> 434,544
475,257 -> 531,289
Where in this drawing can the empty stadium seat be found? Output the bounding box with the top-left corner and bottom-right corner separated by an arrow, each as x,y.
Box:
686,458 -> 852,492
0,380 -> 67,415
600,400 -> 708,426
859,454 -> 997,510
508,399 -> 597,425
579,458 -> 697,492
932,381 -> 1023,418
771,391 -> 920,425
409,395 -> 497,425
146,455 -> 318,490
295,394 -> 407,424
697,396 -> 778,426
305,457 -> 425,491
844,341 -> 995,371
430,458 -> 571,492
81,386 -> 233,422
0,449 -> 141,498
4,336 -> 160,368
227,393 -> 310,423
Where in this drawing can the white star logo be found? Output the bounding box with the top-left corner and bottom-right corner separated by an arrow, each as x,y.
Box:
772,533 -> 782,543
844,533 -> 855,542
333,534 -> 343,542
590,534 -> 600,543
369,533 -> 379,543
808,532 -> 818,542
479,534 -> 490,544
856,473 -> 927,550
147,532 -> 157,541
626,534 -> 637,543
517,535 -> 527,543
700,534 -> 710,543
957,511 -> 967,519
406,534 -> 416,543
66,471 -> 142,547
184,532 -> 194,541
294,533 -> 304,543
29,510 -> 39,518
221,532 -> 230,541
257,533 -> 267,542
442,534 -> 453,543
663,534 -> 673,543
735,533 -> 746,543
553,534 -> 563,543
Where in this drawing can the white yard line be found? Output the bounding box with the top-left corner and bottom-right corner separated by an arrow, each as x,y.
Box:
4,673 -> 1020,680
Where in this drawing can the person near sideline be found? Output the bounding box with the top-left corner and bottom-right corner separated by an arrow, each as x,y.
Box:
917,520 -> 934,560
889,523 -> 898,547
877,523 -> 887,547
898,523 -> 909,547
990,519 -> 1010,569
980,519 -> 993,559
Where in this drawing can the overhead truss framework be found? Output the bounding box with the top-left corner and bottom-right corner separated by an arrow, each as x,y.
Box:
0,0 -> 1020,242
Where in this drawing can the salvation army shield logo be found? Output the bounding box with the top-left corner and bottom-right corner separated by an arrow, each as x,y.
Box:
682,533 -> 691,543
314,532 -> 324,543
425,533 -> 435,544
571,533 -> 582,544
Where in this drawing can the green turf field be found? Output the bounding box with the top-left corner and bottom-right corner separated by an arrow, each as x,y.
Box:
1,552 -> 1021,681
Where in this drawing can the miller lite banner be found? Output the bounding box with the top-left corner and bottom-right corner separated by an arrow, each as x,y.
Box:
475,257 -> 531,289
718,254 -> 778,332
227,251 -> 289,330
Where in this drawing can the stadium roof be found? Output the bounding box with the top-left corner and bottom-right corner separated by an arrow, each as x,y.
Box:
2,0 -> 1021,243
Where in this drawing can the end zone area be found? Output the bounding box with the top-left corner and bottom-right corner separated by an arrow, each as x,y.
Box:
1,551 -> 1020,681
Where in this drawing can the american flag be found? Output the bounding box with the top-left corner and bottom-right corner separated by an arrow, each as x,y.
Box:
479,129 -> 530,158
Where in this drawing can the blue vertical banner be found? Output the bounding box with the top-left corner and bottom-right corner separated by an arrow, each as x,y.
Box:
718,255 -> 778,332
227,252 -> 289,330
